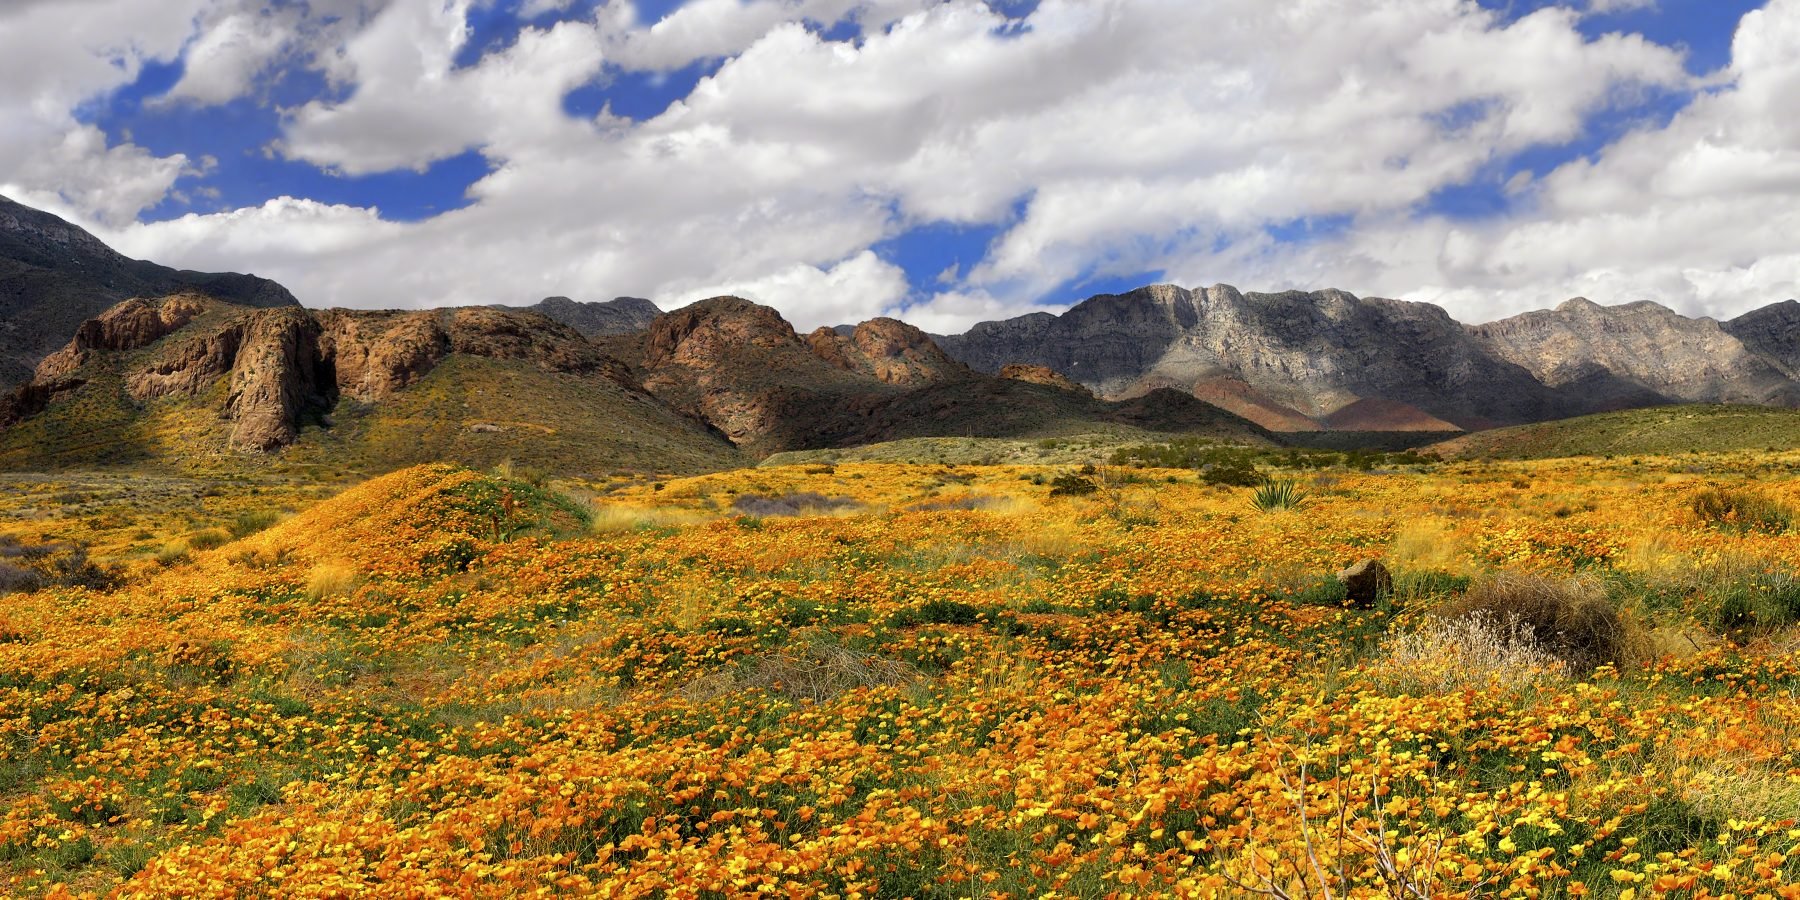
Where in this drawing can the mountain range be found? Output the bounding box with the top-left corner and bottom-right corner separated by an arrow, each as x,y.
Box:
935,284 -> 1800,433
2,193 -> 1798,472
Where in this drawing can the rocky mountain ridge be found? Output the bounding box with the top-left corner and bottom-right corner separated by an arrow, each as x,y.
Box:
492,296 -> 662,337
1,291 -> 1271,470
937,283 -> 1800,432
0,194 -> 297,389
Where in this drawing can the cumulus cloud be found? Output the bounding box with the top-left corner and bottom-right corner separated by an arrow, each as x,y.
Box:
20,0 -> 1800,333
159,7 -> 299,106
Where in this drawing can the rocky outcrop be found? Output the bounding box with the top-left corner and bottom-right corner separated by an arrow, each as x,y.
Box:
0,194 -> 296,391
11,296 -> 641,453
998,364 -> 1091,396
225,309 -> 324,451
807,318 -> 969,386
35,295 -> 208,380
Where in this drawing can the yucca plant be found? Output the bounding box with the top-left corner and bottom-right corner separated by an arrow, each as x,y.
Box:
1250,479 -> 1309,512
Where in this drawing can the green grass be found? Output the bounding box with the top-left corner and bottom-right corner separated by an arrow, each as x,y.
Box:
1433,404 -> 1800,459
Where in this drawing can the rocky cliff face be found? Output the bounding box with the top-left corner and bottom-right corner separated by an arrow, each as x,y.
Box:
806,318 -> 970,386
941,284 -> 1800,430
0,194 -> 297,390
1471,298 -> 1791,407
998,364 -> 1091,396
1724,301 -> 1800,381
7,296 -> 640,452
939,284 -> 1559,430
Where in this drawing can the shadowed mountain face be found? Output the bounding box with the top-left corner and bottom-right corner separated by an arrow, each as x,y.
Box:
0,194 -> 297,389
939,284 -> 1800,431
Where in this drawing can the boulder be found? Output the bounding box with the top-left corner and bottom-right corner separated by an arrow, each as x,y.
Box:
1337,559 -> 1392,609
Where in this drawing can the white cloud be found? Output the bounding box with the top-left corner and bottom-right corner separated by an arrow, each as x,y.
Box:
21,0 -> 1800,337
662,250 -> 913,328
160,7 -> 299,106
0,0 -> 217,224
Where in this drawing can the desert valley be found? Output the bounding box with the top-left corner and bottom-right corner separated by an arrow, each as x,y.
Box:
7,1 -> 1800,898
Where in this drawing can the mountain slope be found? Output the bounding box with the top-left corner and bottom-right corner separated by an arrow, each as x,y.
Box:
1428,404 -> 1800,459
0,295 -> 743,474
0,194 -> 297,389
941,283 -> 1800,431
492,296 -> 662,337
938,284 -> 1560,431
1471,298 -> 1793,407
612,296 -> 1273,456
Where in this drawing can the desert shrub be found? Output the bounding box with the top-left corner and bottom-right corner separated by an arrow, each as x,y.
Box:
1690,486 -> 1792,535
1250,479 -> 1309,512
1378,613 -> 1567,694
1441,572 -> 1637,673
684,641 -> 919,703
1047,473 -> 1098,497
0,561 -> 43,595
228,509 -> 283,539
1201,456 -> 1265,487
187,529 -> 231,552
155,543 -> 190,567
730,492 -> 858,517
10,543 -> 125,591
906,495 -> 1000,513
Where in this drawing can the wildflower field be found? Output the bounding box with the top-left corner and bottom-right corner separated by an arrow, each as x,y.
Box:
3,450 -> 1800,898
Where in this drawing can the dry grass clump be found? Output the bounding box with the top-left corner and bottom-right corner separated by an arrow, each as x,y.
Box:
1375,614 -> 1568,694
589,505 -> 713,533
304,561 -> 363,601
1387,517 -> 1471,573
1690,485 -> 1793,534
730,492 -> 860,518
1443,571 -> 1642,673
684,641 -> 920,703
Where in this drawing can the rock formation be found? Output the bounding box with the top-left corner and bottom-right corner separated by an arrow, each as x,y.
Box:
806,318 -> 970,386
998,364 -> 1091,396
0,194 -> 296,389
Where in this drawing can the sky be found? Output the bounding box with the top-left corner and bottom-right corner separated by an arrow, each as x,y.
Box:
2,0 -> 1797,333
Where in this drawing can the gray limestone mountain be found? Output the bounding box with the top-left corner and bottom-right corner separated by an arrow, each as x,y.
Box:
1723,300 -> 1800,381
936,284 -> 1559,432
0,194 -> 298,389
936,284 -> 1800,432
493,296 -> 662,337
1470,298 -> 1796,409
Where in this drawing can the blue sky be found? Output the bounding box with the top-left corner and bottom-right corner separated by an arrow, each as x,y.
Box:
3,0 -> 1796,330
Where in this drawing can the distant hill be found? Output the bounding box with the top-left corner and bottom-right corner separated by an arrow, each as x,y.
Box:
0,194 -> 297,389
492,296 -> 661,337
1427,404 -> 1800,459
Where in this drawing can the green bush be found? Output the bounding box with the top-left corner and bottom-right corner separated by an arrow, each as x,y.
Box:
228,509 -> 283,539
1048,473 -> 1098,497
